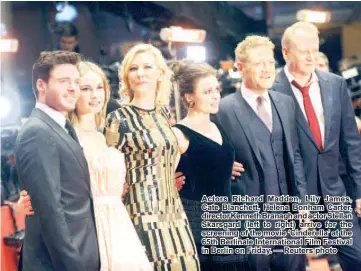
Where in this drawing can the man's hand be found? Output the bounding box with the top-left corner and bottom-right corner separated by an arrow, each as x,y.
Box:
232,162 -> 245,180
17,190 -> 34,215
121,183 -> 129,201
175,172 -> 185,191
355,198 -> 361,218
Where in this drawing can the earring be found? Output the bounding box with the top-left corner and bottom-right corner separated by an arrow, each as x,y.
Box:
188,101 -> 195,108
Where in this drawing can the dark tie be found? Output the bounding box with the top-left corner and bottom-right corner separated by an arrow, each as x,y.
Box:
65,120 -> 80,144
291,80 -> 323,150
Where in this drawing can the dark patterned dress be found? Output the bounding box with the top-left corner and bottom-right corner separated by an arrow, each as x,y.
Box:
105,105 -> 200,271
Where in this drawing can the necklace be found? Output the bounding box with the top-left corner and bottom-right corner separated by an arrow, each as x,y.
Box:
131,104 -> 155,112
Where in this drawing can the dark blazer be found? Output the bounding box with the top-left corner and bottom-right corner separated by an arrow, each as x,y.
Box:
273,69 -> 361,201
15,108 -> 100,271
213,90 -> 307,201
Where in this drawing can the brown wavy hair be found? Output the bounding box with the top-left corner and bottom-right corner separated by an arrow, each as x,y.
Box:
169,60 -> 217,107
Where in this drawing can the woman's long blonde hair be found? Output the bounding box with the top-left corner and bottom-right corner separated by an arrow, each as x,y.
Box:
119,43 -> 172,107
68,61 -> 111,129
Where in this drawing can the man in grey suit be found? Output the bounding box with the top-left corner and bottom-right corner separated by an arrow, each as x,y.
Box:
214,36 -> 307,271
270,22 -> 361,270
15,51 -> 100,271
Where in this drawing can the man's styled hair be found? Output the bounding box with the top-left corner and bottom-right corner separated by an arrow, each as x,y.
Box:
235,35 -> 275,64
32,51 -> 81,98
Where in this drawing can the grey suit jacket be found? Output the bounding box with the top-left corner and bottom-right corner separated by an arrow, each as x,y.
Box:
213,90 -> 307,202
273,69 -> 361,201
15,108 -> 100,271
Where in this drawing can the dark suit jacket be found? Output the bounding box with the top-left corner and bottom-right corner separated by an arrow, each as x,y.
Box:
15,108 -> 100,271
213,90 -> 307,202
273,69 -> 361,201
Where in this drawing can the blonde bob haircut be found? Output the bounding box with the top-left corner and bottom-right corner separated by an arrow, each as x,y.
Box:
119,43 -> 172,107
281,22 -> 319,49
235,35 -> 275,64
68,61 -> 111,130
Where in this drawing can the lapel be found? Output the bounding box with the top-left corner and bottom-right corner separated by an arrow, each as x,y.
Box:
316,70 -> 333,150
269,91 -> 294,163
232,91 -> 264,169
273,69 -> 319,150
31,108 -> 90,182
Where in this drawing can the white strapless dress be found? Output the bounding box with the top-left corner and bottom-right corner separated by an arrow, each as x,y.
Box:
86,146 -> 151,271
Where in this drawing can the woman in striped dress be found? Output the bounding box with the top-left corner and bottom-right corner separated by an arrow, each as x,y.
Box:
105,44 -> 200,271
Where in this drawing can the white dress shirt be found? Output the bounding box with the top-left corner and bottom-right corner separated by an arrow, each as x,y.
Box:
284,65 -> 325,146
35,103 -> 67,131
241,83 -> 273,120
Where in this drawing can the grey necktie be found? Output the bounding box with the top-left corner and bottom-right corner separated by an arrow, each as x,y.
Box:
256,96 -> 272,132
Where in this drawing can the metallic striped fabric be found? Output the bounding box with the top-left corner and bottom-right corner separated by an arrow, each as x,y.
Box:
105,105 -> 200,271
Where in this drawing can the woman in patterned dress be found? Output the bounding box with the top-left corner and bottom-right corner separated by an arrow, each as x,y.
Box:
105,44 -> 200,270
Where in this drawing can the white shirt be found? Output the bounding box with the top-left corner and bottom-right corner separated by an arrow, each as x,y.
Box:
284,65 -> 325,146
241,83 -> 273,120
35,103 -> 67,131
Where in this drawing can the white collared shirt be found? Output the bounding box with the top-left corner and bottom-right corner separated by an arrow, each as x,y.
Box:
241,83 -> 273,120
35,103 -> 67,131
284,65 -> 325,146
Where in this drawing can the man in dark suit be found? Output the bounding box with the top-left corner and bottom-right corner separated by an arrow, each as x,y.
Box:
214,36 -> 307,271
15,51 -> 100,271
271,22 -> 361,270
